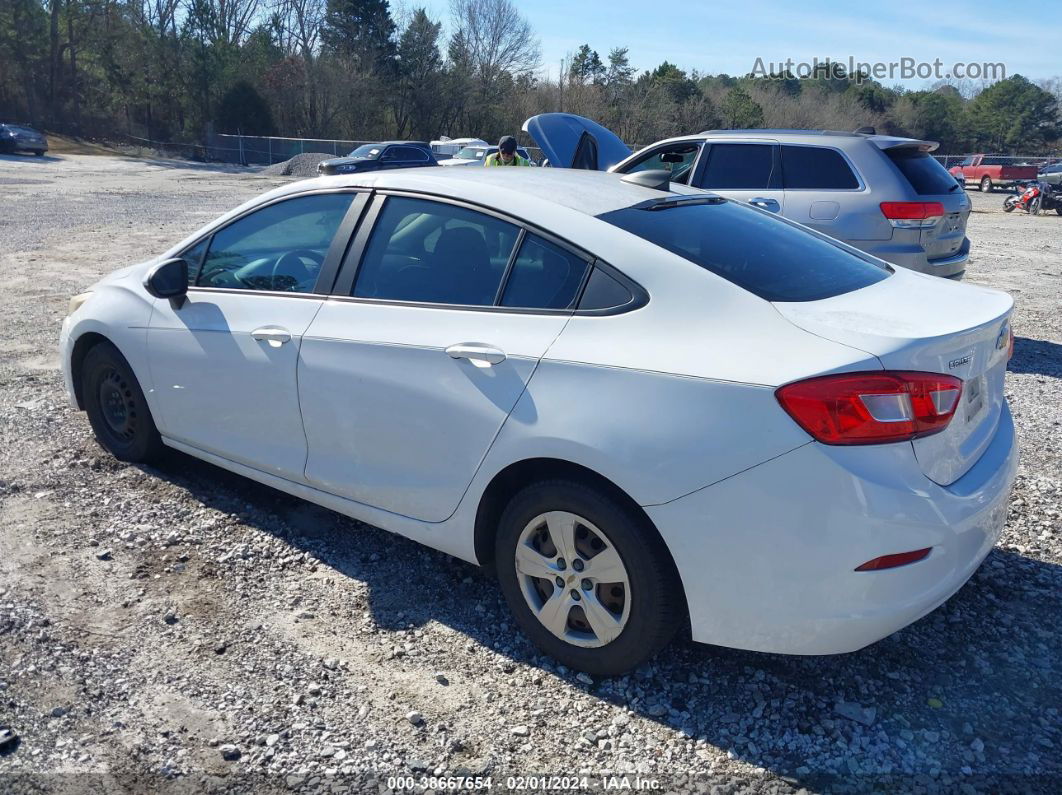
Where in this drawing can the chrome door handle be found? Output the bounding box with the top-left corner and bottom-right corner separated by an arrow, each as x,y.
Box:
749,197 -> 780,212
446,343 -> 506,368
251,327 -> 292,348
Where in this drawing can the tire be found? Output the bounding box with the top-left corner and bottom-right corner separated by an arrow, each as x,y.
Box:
1030,197 -> 1041,216
34,151 -> 44,157
495,479 -> 683,675
1003,199 -> 1016,212
980,176 -> 993,193
1055,207 -> 1062,216
81,341 -> 165,463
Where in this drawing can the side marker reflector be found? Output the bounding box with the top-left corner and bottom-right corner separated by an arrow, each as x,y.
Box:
855,548 -> 932,571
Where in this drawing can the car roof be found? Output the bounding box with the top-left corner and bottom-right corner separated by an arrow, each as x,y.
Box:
373,141 -> 431,147
639,129 -> 937,152
288,167 -> 701,217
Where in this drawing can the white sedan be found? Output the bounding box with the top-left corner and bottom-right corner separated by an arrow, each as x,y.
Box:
60,167 -> 1018,674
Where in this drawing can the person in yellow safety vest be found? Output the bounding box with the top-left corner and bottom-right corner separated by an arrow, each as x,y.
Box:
484,135 -> 531,166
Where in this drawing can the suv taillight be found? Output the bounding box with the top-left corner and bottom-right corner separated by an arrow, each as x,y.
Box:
776,371 -> 963,445
880,201 -> 945,228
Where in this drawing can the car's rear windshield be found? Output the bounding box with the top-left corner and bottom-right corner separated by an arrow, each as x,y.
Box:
887,149 -> 961,195
596,198 -> 889,302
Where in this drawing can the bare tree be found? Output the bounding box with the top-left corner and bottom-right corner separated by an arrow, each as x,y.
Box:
449,0 -> 538,81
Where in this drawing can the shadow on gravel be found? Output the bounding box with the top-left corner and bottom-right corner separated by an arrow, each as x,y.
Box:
1009,337 -> 1062,378
0,152 -> 62,163
144,450 -> 1062,790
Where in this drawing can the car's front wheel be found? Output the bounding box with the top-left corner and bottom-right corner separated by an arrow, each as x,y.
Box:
81,341 -> 165,463
980,176 -> 993,192
496,480 -> 683,675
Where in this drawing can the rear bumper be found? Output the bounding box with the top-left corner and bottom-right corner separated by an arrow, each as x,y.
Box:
3,140 -> 48,153
863,237 -> 969,279
645,403 -> 1017,655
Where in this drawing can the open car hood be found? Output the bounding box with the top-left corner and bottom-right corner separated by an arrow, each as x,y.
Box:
522,113 -> 630,170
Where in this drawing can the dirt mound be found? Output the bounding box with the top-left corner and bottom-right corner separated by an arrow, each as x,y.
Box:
261,152 -> 333,177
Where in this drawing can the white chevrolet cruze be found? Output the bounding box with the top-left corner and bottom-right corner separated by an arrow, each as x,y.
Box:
61,167 -> 1018,674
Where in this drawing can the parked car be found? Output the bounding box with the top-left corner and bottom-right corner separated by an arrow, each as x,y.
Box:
61,167 -> 1017,674
317,141 -> 436,175
430,137 -> 488,158
0,123 -> 48,156
948,154 -> 1039,193
1037,160 -> 1062,187
438,145 -> 536,166
525,114 -> 972,279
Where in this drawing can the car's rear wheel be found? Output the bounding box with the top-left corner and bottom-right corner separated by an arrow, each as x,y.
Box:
980,176 -> 993,192
495,480 -> 682,675
34,151 -> 44,157
82,342 -> 165,463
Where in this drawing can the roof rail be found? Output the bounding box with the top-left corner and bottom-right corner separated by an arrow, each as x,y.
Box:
697,128 -> 870,137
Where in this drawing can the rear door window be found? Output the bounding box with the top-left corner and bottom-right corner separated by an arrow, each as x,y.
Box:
696,144 -> 779,189
596,199 -> 889,302
353,196 -> 518,306
781,146 -> 859,189
886,149 -> 961,195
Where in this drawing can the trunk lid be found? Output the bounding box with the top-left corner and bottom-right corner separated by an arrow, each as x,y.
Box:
522,113 -> 630,170
774,271 -> 1013,485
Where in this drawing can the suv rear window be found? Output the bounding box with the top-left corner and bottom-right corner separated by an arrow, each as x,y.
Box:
781,146 -> 859,189
886,149 -> 960,195
597,198 -> 889,302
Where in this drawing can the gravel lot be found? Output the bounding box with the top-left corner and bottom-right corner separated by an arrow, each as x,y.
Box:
1,152 -> 1059,793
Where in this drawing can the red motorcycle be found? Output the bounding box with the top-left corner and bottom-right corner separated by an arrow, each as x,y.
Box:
1004,180 -> 1062,215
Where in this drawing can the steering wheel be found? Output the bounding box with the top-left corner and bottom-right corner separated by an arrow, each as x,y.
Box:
271,249 -> 324,291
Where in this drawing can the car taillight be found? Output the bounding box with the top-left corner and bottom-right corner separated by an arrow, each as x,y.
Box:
775,371 -> 963,445
855,547 -> 932,571
880,201 -> 945,228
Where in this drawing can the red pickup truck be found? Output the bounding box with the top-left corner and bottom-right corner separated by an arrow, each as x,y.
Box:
949,155 -> 1039,192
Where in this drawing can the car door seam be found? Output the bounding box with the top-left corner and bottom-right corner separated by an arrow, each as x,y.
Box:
436,312 -> 579,524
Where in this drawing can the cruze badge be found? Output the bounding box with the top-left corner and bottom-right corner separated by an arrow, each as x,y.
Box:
949,355 -> 971,369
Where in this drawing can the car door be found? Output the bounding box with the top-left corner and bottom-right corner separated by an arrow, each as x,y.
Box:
147,191 -> 363,479
692,141 -> 784,214
522,113 -> 632,170
776,143 -> 863,237
299,193 -> 593,522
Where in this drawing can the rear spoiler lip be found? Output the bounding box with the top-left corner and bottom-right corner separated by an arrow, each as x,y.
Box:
872,138 -> 940,153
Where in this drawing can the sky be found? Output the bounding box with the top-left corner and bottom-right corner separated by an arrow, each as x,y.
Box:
403,0 -> 1062,89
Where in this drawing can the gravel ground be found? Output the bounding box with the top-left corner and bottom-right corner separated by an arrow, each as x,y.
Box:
261,153 -> 335,177
0,152 -> 1059,794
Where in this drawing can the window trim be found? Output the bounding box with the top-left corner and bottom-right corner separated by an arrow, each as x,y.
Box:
328,189 -> 647,316
176,189 -> 370,297
779,143 -> 866,192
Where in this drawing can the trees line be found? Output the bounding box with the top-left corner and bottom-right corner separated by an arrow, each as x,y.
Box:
1,0 -> 1060,156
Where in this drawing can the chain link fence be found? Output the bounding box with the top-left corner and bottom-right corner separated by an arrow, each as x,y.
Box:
130,132 -> 1060,173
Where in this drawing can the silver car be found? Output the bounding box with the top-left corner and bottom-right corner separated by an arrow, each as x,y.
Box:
0,123 -> 48,157
524,115 -> 971,279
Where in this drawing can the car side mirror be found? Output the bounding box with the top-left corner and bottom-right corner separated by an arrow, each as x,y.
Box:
144,257 -> 188,307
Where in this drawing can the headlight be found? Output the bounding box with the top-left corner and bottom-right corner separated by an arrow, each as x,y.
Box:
68,291 -> 93,315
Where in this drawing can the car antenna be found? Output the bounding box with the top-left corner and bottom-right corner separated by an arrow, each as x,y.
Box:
620,169 -> 671,191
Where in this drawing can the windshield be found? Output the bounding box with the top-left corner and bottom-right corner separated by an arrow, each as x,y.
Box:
456,148 -> 485,160
347,144 -> 382,159
887,149 -> 961,195
597,199 -> 890,302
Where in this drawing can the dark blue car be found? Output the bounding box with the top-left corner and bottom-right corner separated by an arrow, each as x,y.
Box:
318,141 -> 437,175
